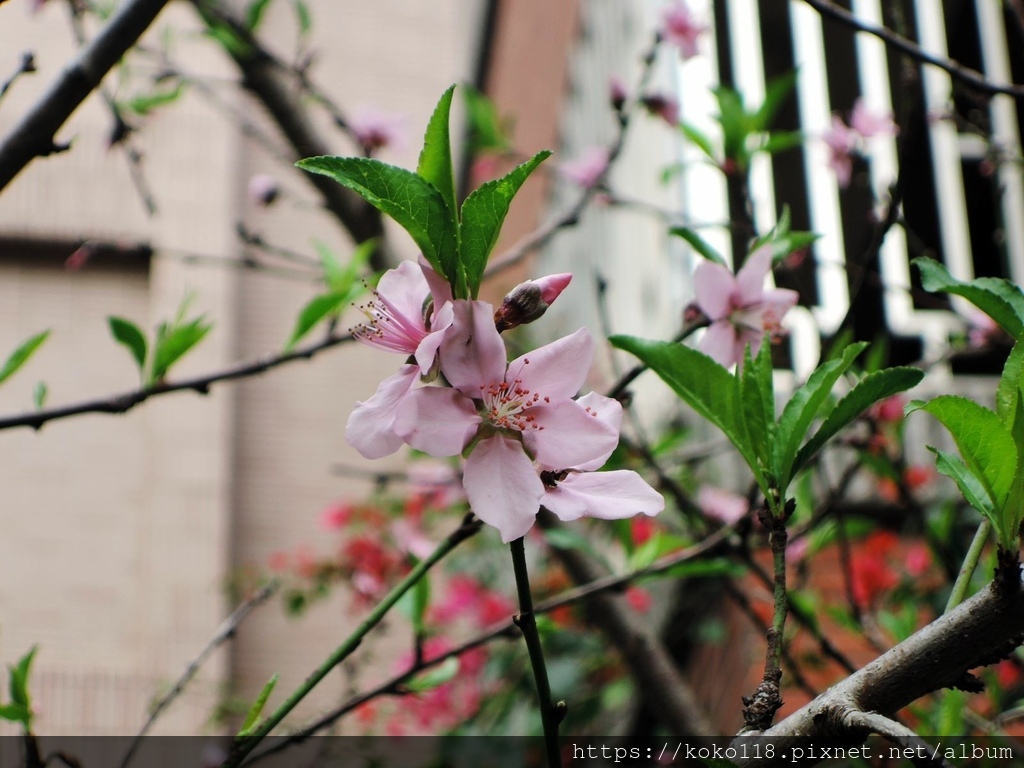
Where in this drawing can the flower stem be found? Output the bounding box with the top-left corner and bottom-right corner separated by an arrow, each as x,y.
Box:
945,518 -> 990,613
510,536 -> 562,768
223,514 -> 481,768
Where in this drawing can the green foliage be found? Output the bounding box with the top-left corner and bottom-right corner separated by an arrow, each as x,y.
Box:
908,387 -> 1023,549
0,646 -> 38,728
405,657 -> 460,693
0,330 -> 50,388
298,86 -> 547,300
297,155 -> 459,288
245,0 -> 273,30
284,239 -> 372,350
293,0 -> 311,35
749,205 -> 819,261
914,257 -> 1024,339
397,569 -> 431,637
108,296 -> 213,386
462,84 -> 512,154
237,673 -> 278,738
32,382 -> 47,410
610,335 -> 924,509
459,151 -> 551,297
683,70 -> 799,172
668,226 -> 727,266
120,83 -> 185,117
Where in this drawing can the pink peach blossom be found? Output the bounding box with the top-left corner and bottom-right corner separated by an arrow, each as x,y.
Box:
693,245 -> 799,367
394,302 -> 621,541
822,115 -> 859,188
697,485 -> 749,525
660,1 -> 708,60
349,105 -> 406,154
560,146 -> 610,188
850,98 -> 897,139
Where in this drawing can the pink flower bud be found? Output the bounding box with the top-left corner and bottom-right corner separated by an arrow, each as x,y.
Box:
493,273 -> 572,332
247,174 -> 280,207
609,75 -> 629,112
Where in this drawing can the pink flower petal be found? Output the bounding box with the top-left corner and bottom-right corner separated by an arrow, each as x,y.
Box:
419,257 -> 453,305
698,485 -> 748,525
440,300 -> 508,395
414,300 -> 454,373
464,435 -> 545,542
524,399 -> 620,469
699,320 -> 741,367
735,245 -> 775,305
693,260 -> 737,320
565,392 -> 623,471
346,365 -> 418,459
506,328 -> 594,402
394,387 -> 482,457
544,470 -> 664,521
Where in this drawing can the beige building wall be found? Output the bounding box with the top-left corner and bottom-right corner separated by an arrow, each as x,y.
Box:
0,0 -> 487,734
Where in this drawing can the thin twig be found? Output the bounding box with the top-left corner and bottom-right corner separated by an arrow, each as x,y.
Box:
841,710 -> 955,768
243,527 -> 733,765
483,34 -> 662,279
0,0 -> 174,191
0,52 -> 36,105
802,0 -> 1024,99
120,580 -> 280,768
0,331 -> 355,433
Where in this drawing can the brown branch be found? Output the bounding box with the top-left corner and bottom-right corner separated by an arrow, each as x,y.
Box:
0,51 -> 36,105
801,0 -> 1024,99
0,331 -> 354,432
189,0 -> 392,270
0,0 -> 173,192
735,578 -> 1024,765
841,711 -> 955,768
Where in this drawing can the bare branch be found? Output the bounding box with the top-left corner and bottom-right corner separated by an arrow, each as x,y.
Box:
802,0 -> 1024,99
120,580 -> 280,768
0,331 -> 354,433
0,0 -> 174,192
0,51 -> 36,105
189,0 -> 392,270
841,711 -> 955,768
735,579 -> 1024,764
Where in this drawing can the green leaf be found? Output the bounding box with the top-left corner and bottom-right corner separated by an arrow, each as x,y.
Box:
397,571 -> 430,636
245,0 -> 273,30
32,382 -> 47,410
417,85 -> 458,229
609,335 -> 762,488
997,340 -> 1024,423
0,703 -> 28,724
626,532 -> 690,571
9,646 -> 36,710
293,0 -> 311,34
0,330 -> 50,387
668,226 -> 727,266
774,342 -> 867,486
752,70 -> 797,132
237,673 -> 278,738
121,84 -> 184,117
929,447 -> 997,525
756,130 -> 804,156
712,86 -> 748,163
284,292 -> 348,351
459,151 -> 551,297
915,257 -> 1024,339
462,84 -> 511,154
405,657 -> 459,693
737,340 -> 775,473
323,238 -> 375,295
907,396 -> 1017,514
543,527 -> 610,569
792,367 -> 924,476
297,156 -> 458,288
108,316 -> 148,371
679,122 -> 717,160
151,316 -> 212,383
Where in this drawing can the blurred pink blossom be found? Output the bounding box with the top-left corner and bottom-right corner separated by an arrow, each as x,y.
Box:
247,174 -> 280,206
660,1 -> 708,60
559,146 -> 610,188
697,485 -> 748,526
693,245 -> 799,368
609,75 -> 629,111
349,105 -> 407,154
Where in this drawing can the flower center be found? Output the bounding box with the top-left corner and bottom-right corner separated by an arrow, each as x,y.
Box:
351,289 -> 426,354
480,377 -> 546,432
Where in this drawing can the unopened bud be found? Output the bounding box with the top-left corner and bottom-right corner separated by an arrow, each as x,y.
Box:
494,273 -> 572,332
609,75 -> 628,113
247,174 -> 280,207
